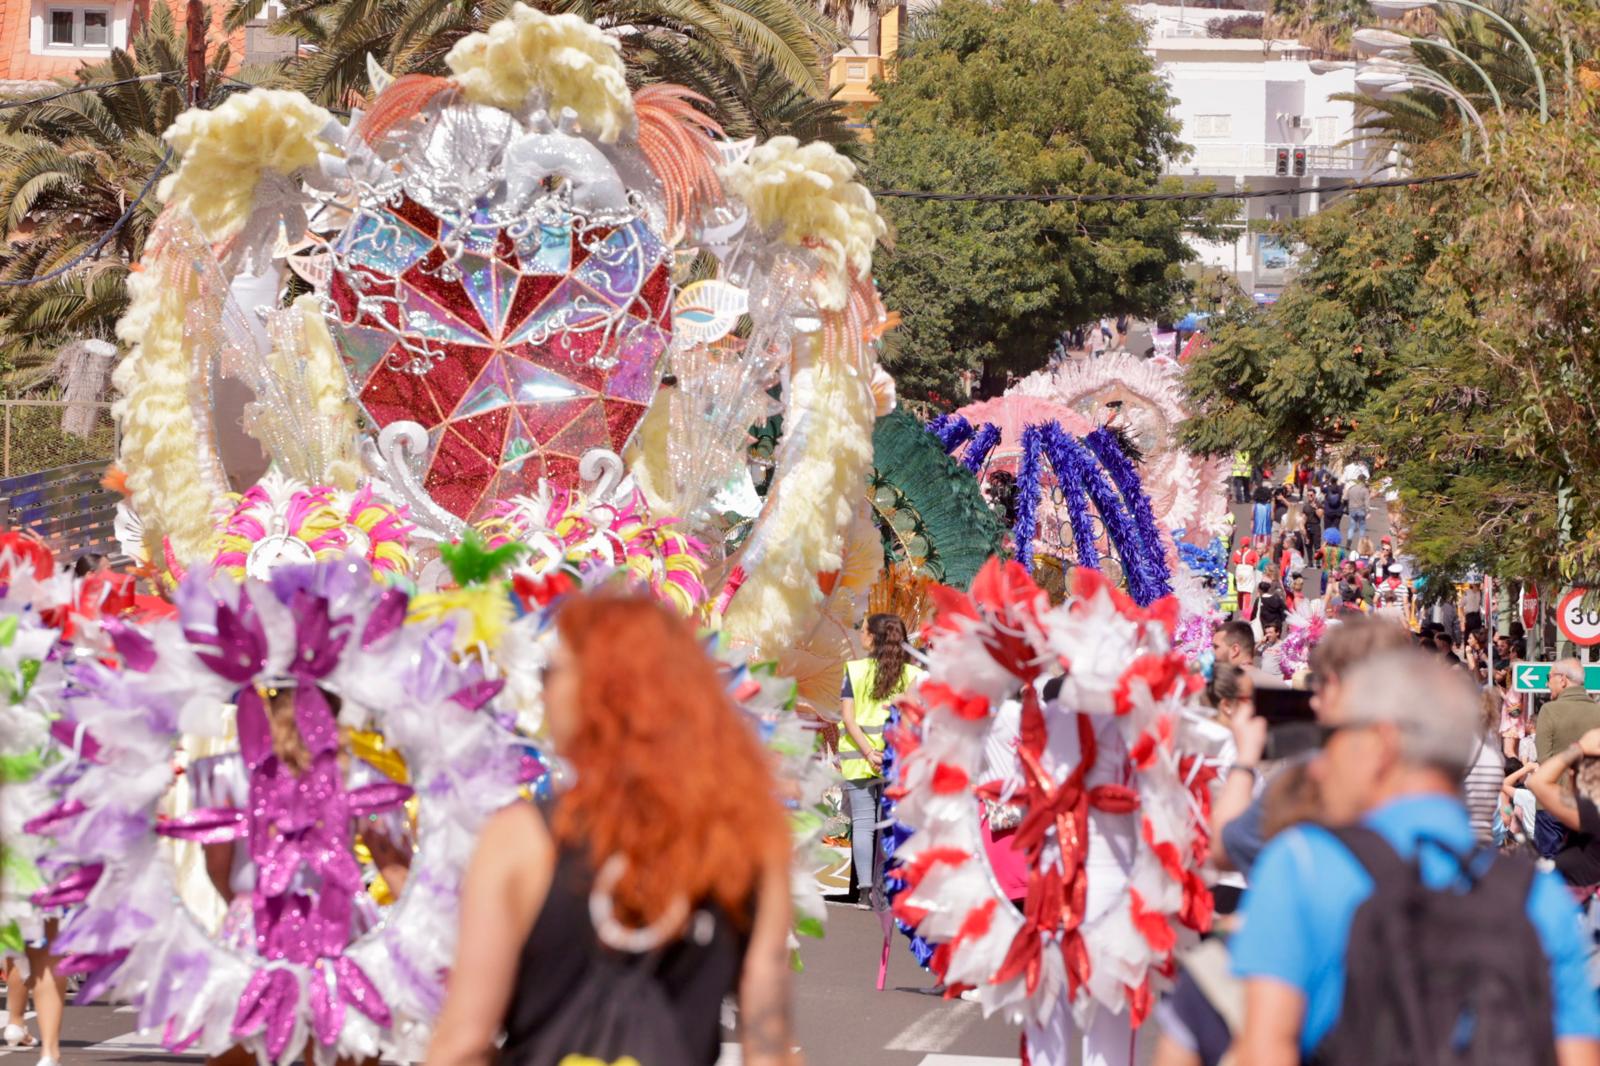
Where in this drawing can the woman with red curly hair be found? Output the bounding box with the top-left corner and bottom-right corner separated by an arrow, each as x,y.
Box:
426,594 -> 798,1066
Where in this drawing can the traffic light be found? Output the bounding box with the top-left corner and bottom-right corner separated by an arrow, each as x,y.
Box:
1293,147 -> 1307,176
1275,147 -> 1290,176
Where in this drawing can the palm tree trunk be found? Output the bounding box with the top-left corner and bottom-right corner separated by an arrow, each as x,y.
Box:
186,0 -> 208,105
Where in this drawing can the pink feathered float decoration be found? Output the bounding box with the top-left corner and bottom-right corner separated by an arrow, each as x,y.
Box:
1277,598 -> 1326,681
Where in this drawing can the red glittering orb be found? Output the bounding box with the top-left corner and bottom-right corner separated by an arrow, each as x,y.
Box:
331,195 -> 673,520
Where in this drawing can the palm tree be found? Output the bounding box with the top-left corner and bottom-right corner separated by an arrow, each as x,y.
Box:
1332,8 -> 1552,166
233,0 -> 849,145
0,2 -> 277,386
742,58 -> 860,158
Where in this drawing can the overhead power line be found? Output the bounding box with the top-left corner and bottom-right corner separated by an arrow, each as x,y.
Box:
870,170 -> 1480,204
0,147 -> 173,288
0,72 -> 177,111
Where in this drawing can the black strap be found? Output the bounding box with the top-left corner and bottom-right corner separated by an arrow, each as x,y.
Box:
1328,826 -> 1435,1062
1328,826 -> 1415,885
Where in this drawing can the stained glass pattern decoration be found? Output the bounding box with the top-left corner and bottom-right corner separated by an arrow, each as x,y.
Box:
330,194 -> 673,520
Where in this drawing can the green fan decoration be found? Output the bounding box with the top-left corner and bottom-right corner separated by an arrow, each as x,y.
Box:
440,530 -> 529,587
870,410 -> 1007,590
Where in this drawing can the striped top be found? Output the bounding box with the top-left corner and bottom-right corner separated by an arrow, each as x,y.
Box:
1462,730 -> 1505,844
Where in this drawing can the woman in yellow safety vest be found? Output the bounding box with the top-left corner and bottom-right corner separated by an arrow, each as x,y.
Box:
840,612 -> 923,908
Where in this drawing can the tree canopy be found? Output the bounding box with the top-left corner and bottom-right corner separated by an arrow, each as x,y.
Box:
1180,2 -> 1600,585
865,0 -> 1227,404
0,3 -> 258,386
242,0 -> 847,147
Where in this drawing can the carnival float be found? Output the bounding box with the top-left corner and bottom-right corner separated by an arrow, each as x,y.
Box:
0,8 -> 1236,1064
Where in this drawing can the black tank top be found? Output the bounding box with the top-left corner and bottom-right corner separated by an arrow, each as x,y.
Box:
499,828 -> 750,1066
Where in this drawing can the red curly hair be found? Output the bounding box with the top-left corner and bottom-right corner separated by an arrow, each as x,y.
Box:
553,595 -> 789,927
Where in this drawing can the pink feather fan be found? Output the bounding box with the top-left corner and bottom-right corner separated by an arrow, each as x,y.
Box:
633,84 -> 725,239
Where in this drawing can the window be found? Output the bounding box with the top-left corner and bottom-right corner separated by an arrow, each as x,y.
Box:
1193,114 -> 1232,139
47,9 -> 73,44
44,6 -> 112,47
1315,116 -> 1340,144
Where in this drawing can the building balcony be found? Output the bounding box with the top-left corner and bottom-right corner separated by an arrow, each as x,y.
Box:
828,53 -> 885,106
1167,141 -> 1367,177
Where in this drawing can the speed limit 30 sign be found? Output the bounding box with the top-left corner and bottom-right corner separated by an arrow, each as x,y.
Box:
1558,588 -> 1600,646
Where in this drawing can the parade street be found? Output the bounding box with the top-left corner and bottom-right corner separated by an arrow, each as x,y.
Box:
1,903 -> 1162,1065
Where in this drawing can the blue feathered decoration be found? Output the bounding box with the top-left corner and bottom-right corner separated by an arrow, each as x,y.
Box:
880,704 -> 935,969
1083,427 -> 1173,601
1041,422 -> 1169,605
963,422 -> 1001,473
925,414 -> 974,454
1177,535 -> 1229,593
1013,424 -> 1045,571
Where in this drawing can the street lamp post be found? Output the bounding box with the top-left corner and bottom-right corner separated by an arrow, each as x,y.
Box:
1357,65 -> 1489,159
1353,26 -> 1504,118
1367,0 -> 1547,122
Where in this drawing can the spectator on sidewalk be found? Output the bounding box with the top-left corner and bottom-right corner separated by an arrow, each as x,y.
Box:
1320,482 -> 1345,543
1535,659 -> 1600,859
1344,477 -> 1369,543
1257,583 -> 1287,636
1251,481 -> 1273,549
1526,727 -> 1600,888
1231,651 -> 1600,1066
1214,621 -> 1257,674
1211,618 -> 1413,874
1301,489 -> 1323,551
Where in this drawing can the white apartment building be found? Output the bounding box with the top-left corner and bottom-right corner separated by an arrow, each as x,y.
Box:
1135,4 -> 1384,301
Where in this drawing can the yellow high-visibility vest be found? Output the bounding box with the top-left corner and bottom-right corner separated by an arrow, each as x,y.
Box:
840,658 -> 923,781
1219,570 -> 1238,614
1232,451 -> 1251,478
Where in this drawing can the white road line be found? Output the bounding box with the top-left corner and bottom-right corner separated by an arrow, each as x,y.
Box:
81,1030 -> 171,1054
916,1056 -> 1021,1066
884,1001 -> 981,1053
715,1042 -> 742,1066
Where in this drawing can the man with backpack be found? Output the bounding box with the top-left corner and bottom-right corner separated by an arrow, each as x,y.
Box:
1320,480 -> 1346,541
1230,649 -> 1600,1066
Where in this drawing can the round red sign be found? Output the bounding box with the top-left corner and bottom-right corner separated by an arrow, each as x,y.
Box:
1558,589 -> 1600,647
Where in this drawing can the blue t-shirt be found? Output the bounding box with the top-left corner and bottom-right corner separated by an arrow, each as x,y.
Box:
1232,794 -> 1600,1056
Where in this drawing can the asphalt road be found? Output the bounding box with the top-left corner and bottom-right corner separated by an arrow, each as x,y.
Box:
1,902 -> 1157,1065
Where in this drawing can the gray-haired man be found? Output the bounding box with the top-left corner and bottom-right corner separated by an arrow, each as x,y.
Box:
1233,651 -> 1600,1066
1535,659 -> 1600,857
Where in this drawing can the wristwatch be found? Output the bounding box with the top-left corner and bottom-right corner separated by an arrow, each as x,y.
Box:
1228,764 -> 1260,783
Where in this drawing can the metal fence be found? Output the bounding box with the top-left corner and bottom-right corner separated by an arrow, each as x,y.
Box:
0,401 -> 120,557
0,459 -> 122,556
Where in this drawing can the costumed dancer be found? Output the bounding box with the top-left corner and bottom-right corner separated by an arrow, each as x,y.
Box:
0,532 -> 119,1066
425,595 -> 795,1066
29,556 -> 528,1065
891,561 -> 1223,1066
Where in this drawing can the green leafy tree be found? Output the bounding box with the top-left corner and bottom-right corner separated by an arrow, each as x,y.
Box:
1179,179 -> 1455,460
1182,2 -> 1600,586
865,0 -> 1228,404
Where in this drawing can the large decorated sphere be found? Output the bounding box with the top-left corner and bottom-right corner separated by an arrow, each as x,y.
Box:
329,189 -> 673,519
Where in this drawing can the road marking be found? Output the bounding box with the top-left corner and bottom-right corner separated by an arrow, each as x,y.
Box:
716,1043 -> 742,1065
82,1030 -> 172,1054
916,1057 -> 1021,1066
885,1001 -> 980,1052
